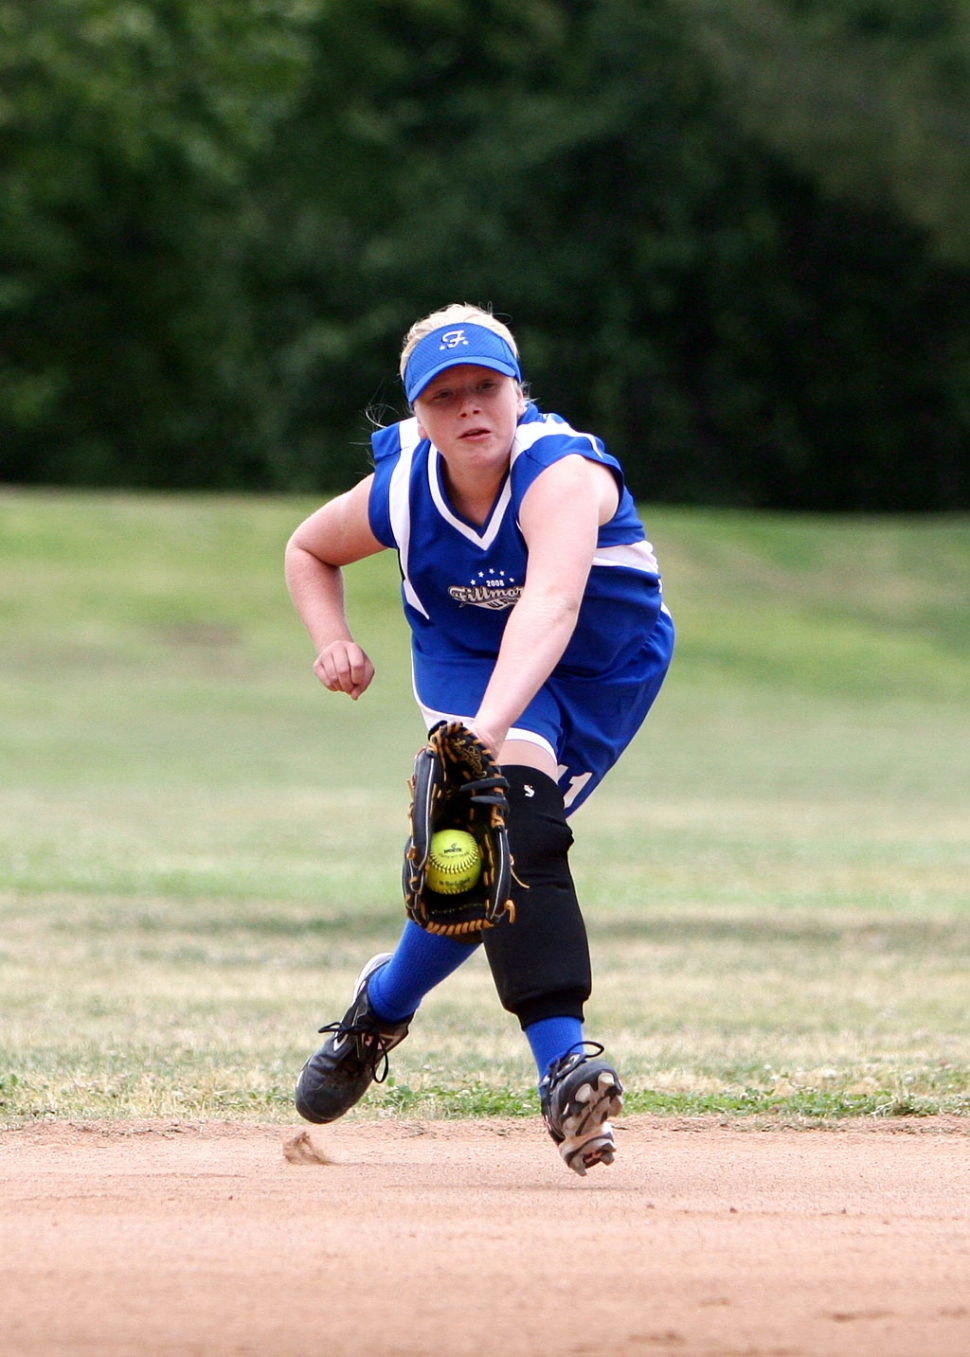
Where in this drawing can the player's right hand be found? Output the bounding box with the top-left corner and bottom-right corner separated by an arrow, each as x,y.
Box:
312,640 -> 375,700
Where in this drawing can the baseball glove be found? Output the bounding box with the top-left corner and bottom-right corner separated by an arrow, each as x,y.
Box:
404,720 -> 515,941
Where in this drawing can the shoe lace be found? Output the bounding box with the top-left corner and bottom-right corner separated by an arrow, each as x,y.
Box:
543,1041 -> 606,1091
316,1018 -> 398,1083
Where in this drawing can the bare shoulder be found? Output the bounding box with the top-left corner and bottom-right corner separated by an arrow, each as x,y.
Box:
520,453 -> 619,528
287,475 -> 384,567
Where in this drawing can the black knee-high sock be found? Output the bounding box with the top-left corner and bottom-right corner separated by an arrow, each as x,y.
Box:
482,765 -> 591,1029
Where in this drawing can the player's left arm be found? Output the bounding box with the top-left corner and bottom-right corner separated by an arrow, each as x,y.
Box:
471,454 -> 619,755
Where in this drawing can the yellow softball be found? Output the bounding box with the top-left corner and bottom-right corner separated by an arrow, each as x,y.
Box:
426,829 -> 482,895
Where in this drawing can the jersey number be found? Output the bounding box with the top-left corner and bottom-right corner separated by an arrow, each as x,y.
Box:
558,769 -> 592,810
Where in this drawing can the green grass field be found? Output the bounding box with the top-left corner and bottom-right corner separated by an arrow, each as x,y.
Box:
1,488 -> 969,1125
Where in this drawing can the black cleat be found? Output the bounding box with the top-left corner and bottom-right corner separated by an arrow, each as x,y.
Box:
539,1043 -> 624,1176
295,954 -> 412,1124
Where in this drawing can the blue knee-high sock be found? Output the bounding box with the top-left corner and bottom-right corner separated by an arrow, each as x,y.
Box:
367,921 -> 477,1022
525,1016 -> 585,1081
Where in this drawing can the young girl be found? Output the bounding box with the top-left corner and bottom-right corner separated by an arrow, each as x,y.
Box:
285,304 -> 674,1174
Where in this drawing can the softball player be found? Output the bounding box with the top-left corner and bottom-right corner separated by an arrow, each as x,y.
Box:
285,304 -> 674,1173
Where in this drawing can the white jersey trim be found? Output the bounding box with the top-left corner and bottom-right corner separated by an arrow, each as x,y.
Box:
510,413 -> 606,465
592,540 -> 659,574
388,419 -> 429,619
428,446 -> 512,550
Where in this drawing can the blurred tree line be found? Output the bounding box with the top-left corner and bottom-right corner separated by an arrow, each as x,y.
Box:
2,0 -> 969,509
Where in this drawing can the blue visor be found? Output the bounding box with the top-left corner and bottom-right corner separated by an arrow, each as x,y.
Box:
404,323 -> 521,402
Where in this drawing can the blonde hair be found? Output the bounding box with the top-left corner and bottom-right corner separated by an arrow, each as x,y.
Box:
399,304 -> 519,381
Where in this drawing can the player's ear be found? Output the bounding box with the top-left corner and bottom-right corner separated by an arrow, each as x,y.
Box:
516,384 -> 526,416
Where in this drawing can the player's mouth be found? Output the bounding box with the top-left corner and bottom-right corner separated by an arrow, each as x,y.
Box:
459,426 -> 491,441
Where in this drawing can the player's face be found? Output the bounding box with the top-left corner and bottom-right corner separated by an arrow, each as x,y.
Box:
414,365 -> 525,471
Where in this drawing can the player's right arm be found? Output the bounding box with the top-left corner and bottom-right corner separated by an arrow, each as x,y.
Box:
285,475 -> 385,700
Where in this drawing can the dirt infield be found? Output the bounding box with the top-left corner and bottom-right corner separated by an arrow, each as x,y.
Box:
1,1116 -> 968,1357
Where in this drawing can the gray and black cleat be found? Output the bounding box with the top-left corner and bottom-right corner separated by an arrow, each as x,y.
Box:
539,1043 -> 624,1176
295,954 -> 412,1124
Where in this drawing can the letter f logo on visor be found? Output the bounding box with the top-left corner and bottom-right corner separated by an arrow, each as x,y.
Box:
404,322 -> 522,402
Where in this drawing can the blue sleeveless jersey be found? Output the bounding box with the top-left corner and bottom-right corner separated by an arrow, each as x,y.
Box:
367,403 -> 674,811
